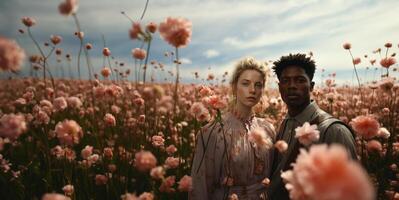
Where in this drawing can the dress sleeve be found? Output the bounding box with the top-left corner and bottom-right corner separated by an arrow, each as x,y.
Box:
324,123 -> 358,159
189,124 -> 218,200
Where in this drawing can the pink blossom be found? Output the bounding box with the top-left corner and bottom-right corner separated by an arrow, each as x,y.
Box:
50,35 -> 62,45
0,113 -> 27,140
343,42 -> 351,50
206,95 -> 227,109
101,67 -> 111,78
352,57 -> 361,65
66,97 -> 82,109
378,127 -> 390,139
53,97 -> 68,111
51,145 -> 65,159
55,119 -> 83,146
62,184 -> 74,196
159,17 -> 192,48
103,147 -> 113,159
275,140 -> 288,153
0,37 -> 26,72
133,98 -> 145,106
21,17 -> 36,27
146,22 -> 157,33
102,47 -> 111,57
95,174 -> 108,185
134,150 -> 157,172
350,115 -> 380,139
58,0 -> 79,16
81,145 -> 93,159
121,193 -> 138,200
132,48 -> 146,60
42,193 -> 70,200
294,122 -> 320,146
150,166 -> 165,180
151,135 -> 165,147
138,115 -> 145,123
166,145 -> 177,155
164,157 -> 179,169
366,140 -> 382,153
248,127 -> 273,150
138,192 -> 154,200
282,144 -> 375,200
104,113 -> 116,126
189,102 -> 210,122
380,57 -> 396,68
178,175 -> 193,192
159,176 -> 176,193
198,85 -> 213,97
129,22 -> 143,40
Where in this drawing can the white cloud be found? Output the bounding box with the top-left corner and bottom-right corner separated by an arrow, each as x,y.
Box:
203,49 -> 220,58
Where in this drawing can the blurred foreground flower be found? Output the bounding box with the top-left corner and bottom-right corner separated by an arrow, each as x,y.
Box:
0,37 -> 26,73
350,115 -> 380,139
248,127 -> 273,150
281,144 -> 375,200
159,17 -> 192,48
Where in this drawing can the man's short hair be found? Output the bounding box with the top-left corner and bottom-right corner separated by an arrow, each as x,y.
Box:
272,53 -> 316,81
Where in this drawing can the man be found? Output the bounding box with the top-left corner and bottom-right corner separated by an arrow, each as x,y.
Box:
267,53 -> 357,200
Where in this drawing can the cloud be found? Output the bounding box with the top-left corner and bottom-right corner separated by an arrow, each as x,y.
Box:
203,49 -> 220,58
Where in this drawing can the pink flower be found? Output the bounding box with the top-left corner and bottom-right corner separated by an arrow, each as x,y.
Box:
198,85 -> 213,97
178,175 -> 193,192
21,17 -> 36,27
104,113 -> 116,126
0,37 -> 26,72
378,127 -> 390,139
282,144 -> 375,200
53,97 -> 68,111
85,43 -> 92,50
350,115 -> 380,139
55,119 -> 83,146
166,145 -> 177,155
164,157 -> 179,169
102,47 -> 111,57
151,135 -> 165,147
294,122 -> 320,146
248,127 -> 273,150
66,97 -> 82,109
42,193 -> 70,200
132,48 -> 146,60
0,113 -> 27,140
62,184 -> 74,196
206,95 -> 227,109
121,193 -> 138,200
129,22 -> 143,39
95,174 -> 108,185
146,22 -> 157,33
101,67 -> 111,78
134,150 -> 157,172
385,42 -> 392,48
159,17 -> 192,48
133,98 -> 145,106
343,42 -> 351,50
366,140 -> 382,153
380,57 -> 396,69
138,192 -> 154,200
150,166 -> 165,180
103,147 -> 113,159
81,145 -> 93,159
50,35 -> 62,45
275,140 -> 288,153
159,176 -> 176,193
189,102 -> 210,122
58,0 -> 79,16
352,57 -> 361,65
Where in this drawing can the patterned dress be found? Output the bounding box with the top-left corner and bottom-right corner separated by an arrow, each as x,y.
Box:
190,112 -> 276,200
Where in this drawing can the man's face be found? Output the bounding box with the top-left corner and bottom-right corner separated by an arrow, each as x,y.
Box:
278,65 -> 314,109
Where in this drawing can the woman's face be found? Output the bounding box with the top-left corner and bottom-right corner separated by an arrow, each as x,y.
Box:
234,69 -> 264,109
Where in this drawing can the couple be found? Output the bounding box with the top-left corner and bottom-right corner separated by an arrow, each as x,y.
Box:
190,53 -> 357,200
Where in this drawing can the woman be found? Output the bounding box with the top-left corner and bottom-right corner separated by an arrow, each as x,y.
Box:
190,57 -> 275,200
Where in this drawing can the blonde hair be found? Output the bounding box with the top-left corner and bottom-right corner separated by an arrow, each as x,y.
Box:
230,57 -> 269,92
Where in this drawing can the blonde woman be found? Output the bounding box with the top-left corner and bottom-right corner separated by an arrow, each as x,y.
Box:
190,57 -> 275,200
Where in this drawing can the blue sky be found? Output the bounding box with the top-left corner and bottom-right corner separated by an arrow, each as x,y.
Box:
1,0 -> 398,86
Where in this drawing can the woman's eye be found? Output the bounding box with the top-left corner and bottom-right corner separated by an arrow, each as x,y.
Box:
241,82 -> 249,86
255,83 -> 263,88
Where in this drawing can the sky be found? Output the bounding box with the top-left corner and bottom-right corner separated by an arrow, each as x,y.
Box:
1,0 -> 398,86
